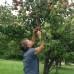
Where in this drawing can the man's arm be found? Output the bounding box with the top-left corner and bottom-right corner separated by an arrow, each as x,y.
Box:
31,27 -> 41,43
34,30 -> 44,54
31,33 -> 35,44
37,31 -> 42,40
35,42 -> 44,54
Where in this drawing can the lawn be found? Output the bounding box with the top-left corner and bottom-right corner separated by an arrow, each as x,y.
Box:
0,59 -> 74,74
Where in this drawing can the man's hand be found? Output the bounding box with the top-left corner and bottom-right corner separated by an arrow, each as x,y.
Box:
31,27 -> 39,44
33,26 -> 42,40
32,26 -> 42,45
33,24 -> 42,33
37,31 -> 41,40
33,27 -> 39,33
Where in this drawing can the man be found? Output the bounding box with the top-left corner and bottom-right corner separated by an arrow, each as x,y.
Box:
20,27 -> 44,74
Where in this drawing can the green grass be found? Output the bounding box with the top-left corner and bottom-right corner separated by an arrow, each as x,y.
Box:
0,59 -> 74,74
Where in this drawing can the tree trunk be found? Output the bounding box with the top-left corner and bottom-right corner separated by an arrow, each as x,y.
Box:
59,60 -> 61,67
43,57 -> 49,74
43,50 -> 54,74
55,61 -> 58,74
43,58 -> 54,74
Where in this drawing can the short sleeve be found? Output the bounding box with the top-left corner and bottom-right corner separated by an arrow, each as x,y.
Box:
27,48 -> 35,56
24,48 -> 36,60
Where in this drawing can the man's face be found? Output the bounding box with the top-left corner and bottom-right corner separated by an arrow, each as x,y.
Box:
25,39 -> 33,48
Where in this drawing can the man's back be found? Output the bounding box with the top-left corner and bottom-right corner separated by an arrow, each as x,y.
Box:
23,48 -> 39,74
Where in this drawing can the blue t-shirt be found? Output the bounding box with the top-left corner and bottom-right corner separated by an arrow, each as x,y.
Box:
23,48 -> 39,74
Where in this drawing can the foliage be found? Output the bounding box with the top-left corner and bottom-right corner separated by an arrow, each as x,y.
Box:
0,0 -> 74,74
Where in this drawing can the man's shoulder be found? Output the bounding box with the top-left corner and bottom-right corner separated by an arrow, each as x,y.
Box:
25,48 -> 35,56
28,48 -> 35,53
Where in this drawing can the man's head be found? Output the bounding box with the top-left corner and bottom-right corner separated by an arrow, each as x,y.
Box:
20,38 -> 34,52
